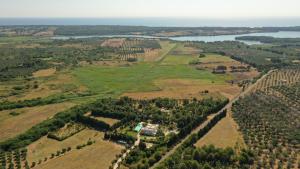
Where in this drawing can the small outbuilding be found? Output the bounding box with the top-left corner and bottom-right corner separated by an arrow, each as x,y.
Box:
134,122 -> 143,132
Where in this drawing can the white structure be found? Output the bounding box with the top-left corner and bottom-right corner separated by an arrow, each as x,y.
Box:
141,124 -> 159,136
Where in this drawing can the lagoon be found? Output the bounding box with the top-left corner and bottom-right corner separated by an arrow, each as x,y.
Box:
170,31 -> 300,44
52,31 -> 300,45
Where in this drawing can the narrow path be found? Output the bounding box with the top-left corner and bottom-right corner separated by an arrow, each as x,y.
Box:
150,69 -> 274,169
155,43 -> 178,63
113,133 -> 140,169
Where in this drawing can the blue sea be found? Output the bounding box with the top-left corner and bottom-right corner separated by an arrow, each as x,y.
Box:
0,17 -> 300,27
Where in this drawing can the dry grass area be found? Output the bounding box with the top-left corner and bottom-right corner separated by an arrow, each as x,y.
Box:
194,110 -> 245,150
231,70 -> 260,81
171,44 -> 202,56
123,79 -> 240,100
143,48 -> 161,62
33,68 -> 56,78
197,55 -> 244,70
0,102 -> 75,141
28,129 -> 124,169
15,44 -> 42,48
196,54 -> 259,82
33,27 -> 56,36
101,38 -> 125,48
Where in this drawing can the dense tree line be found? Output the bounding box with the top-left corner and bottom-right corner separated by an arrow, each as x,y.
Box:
0,104 -> 90,151
53,25 -> 277,36
0,95 -> 64,111
104,132 -> 136,145
236,36 -> 300,45
91,97 -> 136,119
185,41 -> 298,71
75,115 -> 110,131
0,92 -> 93,111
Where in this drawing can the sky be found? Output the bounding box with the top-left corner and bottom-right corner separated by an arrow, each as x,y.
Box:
0,0 -> 300,18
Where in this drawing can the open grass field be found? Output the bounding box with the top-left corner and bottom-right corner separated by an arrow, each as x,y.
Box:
170,43 -> 202,56
142,41 -> 176,62
73,46 -> 246,100
0,102 -> 75,141
198,54 -> 235,63
160,54 -> 198,65
73,62 -> 232,99
194,111 -> 245,150
27,129 -> 124,169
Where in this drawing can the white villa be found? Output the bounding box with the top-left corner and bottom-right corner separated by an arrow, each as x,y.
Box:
140,123 -> 159,136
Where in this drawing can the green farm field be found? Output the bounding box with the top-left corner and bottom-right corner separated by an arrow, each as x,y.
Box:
73,61 -> 232,98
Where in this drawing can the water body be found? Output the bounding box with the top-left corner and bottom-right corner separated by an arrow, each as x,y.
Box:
52,35 -> 160,40
171,31 -> 300,41
170,31 -> 300,44
52,31 -> 300,45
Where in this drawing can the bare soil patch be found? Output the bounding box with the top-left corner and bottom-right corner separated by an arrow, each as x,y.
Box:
33,68 -> 56,78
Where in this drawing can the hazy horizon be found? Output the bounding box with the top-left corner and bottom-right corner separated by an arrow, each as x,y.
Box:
1,0 -> 300,18
1,17 -> 300,27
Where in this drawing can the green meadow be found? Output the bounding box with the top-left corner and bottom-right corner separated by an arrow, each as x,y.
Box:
73,61 -> 232,98
160,54 -> 198,65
